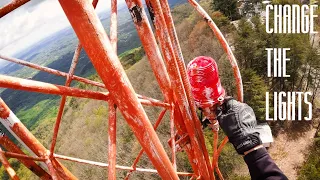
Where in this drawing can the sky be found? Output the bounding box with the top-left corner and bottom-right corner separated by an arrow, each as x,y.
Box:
0,0 -> 126,67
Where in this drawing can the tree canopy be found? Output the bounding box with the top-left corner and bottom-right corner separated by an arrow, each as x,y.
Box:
212,0 -> 240,20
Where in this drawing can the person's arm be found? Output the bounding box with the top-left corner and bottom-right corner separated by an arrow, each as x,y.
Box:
216,99 -> 288,180
244,146 -> 288,180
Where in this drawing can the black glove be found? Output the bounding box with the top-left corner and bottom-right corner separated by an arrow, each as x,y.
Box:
216,99 -> 262,155
201,118 -> 211,129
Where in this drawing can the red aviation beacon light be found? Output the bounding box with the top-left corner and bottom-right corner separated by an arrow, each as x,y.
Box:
187,56 -> 225,108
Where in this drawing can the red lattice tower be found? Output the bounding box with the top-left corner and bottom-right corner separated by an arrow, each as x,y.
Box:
0,0 -> 243,179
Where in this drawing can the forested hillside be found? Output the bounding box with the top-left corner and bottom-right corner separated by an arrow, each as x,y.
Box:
1,0 -> 320,179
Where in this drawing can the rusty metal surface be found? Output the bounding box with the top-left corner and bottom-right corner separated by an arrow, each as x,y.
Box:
124,109 -> 167,179
110,0 -> 118,53
0,98 -> 46,157
159,1 -> 214,174
58,0 -> 179,179
0,74 -> 109,101
50,0 -> 100,158
45,159 -> 58,180
212,131 -> 222,179
0,54 -> 106,89
0,135 -> 51,179
0,0 -> 243,178
0,150 -> 46,162
108,100 -> 117,180
125,0 -> 202,177
145,0 -> 212,178
169,105 -> 176,170
50,44 -> 82,157
0,0 -> 30,18
0,75 -> 171,110
0,55 -> 170,108
158,1 -> 214,176
124,0 -> 173,103
0,98 -> 77,179
0,147 -> 19,180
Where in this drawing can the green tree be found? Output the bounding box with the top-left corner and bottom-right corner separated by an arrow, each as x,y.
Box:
298,139 -> 320,180
234,18 -> 257,69
211,11 -> 235,34
242,69 -> 270,122
212,0 -> 240,20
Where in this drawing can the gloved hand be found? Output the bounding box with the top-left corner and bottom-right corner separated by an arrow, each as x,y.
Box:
216,98 -> 262,155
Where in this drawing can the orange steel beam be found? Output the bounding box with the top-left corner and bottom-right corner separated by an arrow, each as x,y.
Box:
58,0 -> 179,179
0,108 -> 50,176
188,0 -> 243,102
145,0 -> 212,178
45,159 -> 58,180
124,108 -> 167,179
187,2 -> 244,178
0,55 -> 171,108
0,74 -> 109,100
110,0 -> 117,53
0,135 -> 51,179
169,105 -> 176,170
0,75 -> 171,109
107,100 -> 117,180
158,1 -> 214,175
0,0 -> 30,18
138,98 -> 170,108
0,54 -> 106,89
174,106 -> 199,175
49,44 -> 83,157
0,99 -> 47,163
124,0 -> 173,103
0,98 -> 77,179
217,137 -> 229,156
0,147 -> 19,180
124,0 -> 199,175
50,0 -> 99,158
212,131 -> 222,179
0,151 -> 46,162
0,0 -> 239,179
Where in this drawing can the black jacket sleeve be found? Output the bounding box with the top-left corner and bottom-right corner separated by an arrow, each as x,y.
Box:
244,147 -> 288,180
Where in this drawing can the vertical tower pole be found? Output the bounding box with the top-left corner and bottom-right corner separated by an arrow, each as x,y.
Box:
0,98 -> 77,180
58,0 -> 179,179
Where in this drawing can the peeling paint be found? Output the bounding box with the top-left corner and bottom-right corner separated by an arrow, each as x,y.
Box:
0,0 -> 240,179
0,104 -> 10,119
1,112 -> 19,128
146,2 -> 155,23
0,135 -> 51,179
128,5 -> 143,24
0,0 -> 30,18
